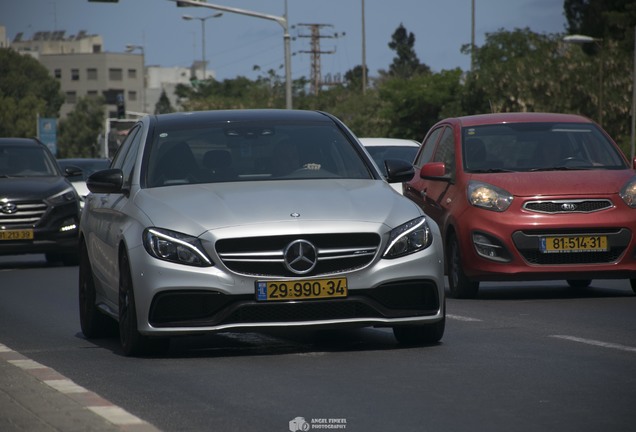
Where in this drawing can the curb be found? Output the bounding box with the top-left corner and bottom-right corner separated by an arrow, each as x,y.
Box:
0,343 -> 161,432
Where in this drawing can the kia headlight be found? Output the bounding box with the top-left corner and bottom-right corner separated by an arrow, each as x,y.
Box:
383,216 -> 432,259
467,180 -> 513,212
619,177 -> 636,208
143,227 -> 213,267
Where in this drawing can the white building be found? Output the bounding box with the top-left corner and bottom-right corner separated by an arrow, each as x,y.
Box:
3,26 -> 215,117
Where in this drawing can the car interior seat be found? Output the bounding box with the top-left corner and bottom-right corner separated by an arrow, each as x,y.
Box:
151,141 -> 198,186
202,149 -> 237,182
464,138 -> 488,170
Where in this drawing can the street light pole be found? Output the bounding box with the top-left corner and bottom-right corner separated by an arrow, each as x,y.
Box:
173,0 -> 293,109
361,0 -> 366,94
182,13 -> 222,80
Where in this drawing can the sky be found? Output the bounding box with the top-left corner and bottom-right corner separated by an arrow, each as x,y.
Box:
1,0 -> 568,82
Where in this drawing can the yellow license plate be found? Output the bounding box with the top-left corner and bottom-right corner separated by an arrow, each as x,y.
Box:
540,235 -> 608,253
256,277 -> 347,301
0,229 -> 34,241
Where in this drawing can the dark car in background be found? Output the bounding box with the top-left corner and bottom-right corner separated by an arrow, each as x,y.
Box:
359,137 -> 420,194
58,158 -> 111,209
404,112 -> 636,298
0,138 -> 81,265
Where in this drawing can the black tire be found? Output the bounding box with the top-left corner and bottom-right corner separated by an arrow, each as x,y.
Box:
448,234 -> 479,299
118,252 -> 168,357
45,252 -> 62,264
393,317 -> 445,346
62,253 -> 79,266
79,242 -> 115,338
566,279 -> 591,289
630,279 -> 636,294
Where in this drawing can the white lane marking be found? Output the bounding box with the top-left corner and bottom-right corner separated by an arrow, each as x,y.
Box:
44,379 -> 89,394
88,406 -> 146,425
447,314 -> 482,322
9,359 -> 47,369
550,335 -> 636,353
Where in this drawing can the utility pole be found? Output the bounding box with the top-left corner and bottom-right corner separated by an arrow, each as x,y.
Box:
297,23 -> 341,95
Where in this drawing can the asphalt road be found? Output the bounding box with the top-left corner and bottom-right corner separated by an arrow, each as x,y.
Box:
1,254 -> 635,432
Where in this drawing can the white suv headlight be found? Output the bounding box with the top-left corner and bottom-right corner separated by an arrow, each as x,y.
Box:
383,216 -> 432,259
46,187 -> 77,205
143,227 -> 213,267
467,180 -> 513,212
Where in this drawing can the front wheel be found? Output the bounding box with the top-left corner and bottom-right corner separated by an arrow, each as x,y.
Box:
118,252 -> 168,356
631,279 -> 636,294
448,234 -> 479,299
46,252 -> 79,266
393,317 -> 445,346
79,242 -> 115,338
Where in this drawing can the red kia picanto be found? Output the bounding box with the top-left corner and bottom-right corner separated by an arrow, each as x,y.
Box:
404,112 -> 636,298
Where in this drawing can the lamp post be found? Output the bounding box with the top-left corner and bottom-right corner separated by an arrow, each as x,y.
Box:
172,0 -> 293,109
564,34 -> 604,125
182,12 -> 223,80
125,44 -> 146,114
361,0 -> 366,94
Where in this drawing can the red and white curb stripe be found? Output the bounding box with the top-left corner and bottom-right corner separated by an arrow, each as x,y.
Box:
0,343 -> 160,431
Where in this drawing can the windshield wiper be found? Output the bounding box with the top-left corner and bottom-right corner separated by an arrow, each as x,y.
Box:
472,168 -> 516,173
528,166 -> 589,172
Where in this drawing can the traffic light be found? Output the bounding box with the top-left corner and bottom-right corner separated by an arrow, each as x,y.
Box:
116,93 -> 126,119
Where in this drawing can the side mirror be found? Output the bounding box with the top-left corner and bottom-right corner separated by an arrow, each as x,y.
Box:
384,159 -> 415,183
64,165 -> 83,177
87,168 -> 124,194
420,162 -> 448,179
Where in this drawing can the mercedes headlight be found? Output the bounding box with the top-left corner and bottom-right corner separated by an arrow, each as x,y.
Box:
383,216 -> 432,259
143,227 -> 213,267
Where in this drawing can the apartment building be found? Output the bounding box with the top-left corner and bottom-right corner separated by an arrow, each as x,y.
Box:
8,29 -> 145,119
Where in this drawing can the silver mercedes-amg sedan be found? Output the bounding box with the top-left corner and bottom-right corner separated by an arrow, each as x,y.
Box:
79,109 -> 445,356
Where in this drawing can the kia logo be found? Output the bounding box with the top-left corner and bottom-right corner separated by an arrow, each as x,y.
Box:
561,203 -> 577,211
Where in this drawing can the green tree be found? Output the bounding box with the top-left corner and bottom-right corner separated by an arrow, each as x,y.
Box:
564,0 -> 636,54
386,24 -> 430,78
465,26 -> 632,151
154,90 -> 174,114
0,48 -> 64,137
377,69 -> 464,140
562,0 -> 636,152
57,96 -> 105,158
176,72 -> 287,111
296,83 -> 387,137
